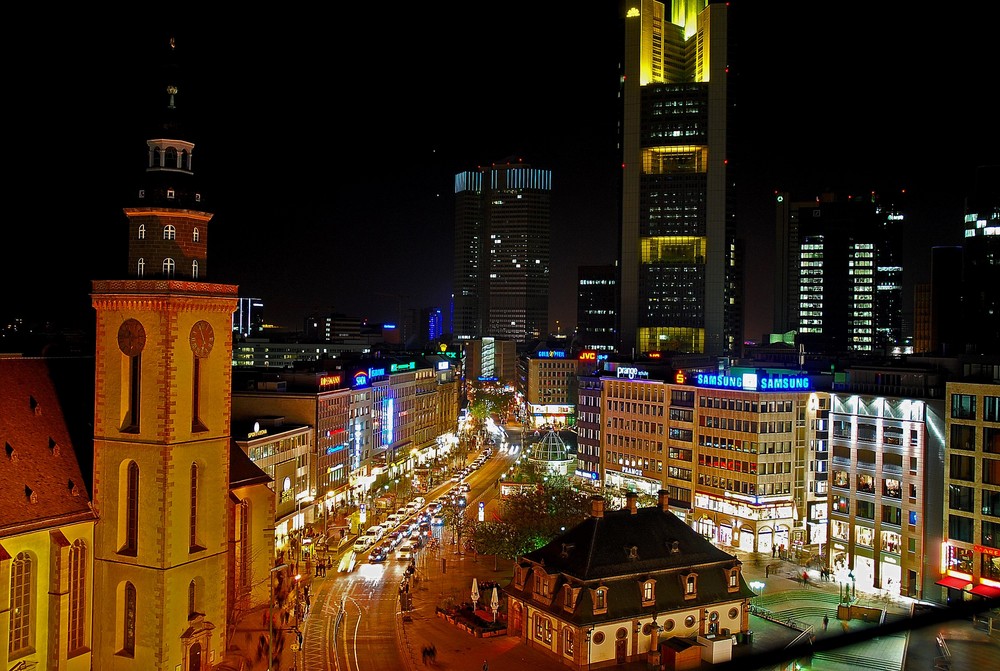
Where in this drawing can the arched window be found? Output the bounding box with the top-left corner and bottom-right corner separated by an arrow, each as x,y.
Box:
192,259 -> 199,279
181,149 -> 190,171
69,540 -> 87,653
237,500 -> 251,593
122,461 -> 139,555
189,463 -> 200,550
8,552 -> 32,657
153,147 -> 162,167
163,258 -> 176,276
165,146 -> 178,168
138,223 -> 146,239
192,227 -> 200,242
163,225 -> 176,240
137,258 -> 145,276
123,582 -> 136,656
188,580 -> 197,617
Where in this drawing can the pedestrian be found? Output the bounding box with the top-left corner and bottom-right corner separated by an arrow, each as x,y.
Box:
772,545 -> 776,558
422,646 -> 428,665
430,644 -> 436,662
483,660 -> 489,671
823,615 -> 829,631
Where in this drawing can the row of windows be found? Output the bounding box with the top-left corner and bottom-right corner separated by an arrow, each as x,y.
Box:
119,460 -> 204,555
8,542 -> 88,659
136,257 -> 199,277
136,224 -> 201,241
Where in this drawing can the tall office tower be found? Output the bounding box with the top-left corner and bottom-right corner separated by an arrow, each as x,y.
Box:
576,264 -> 618,352
91,36 -> 239,668
618,0 -> 741,357
233,296 -> 264,337
913,283 -> 931,354
796,192 -> 905,355
452,159 -> 552,342
929,246 -> 965,356
962,165 -> 1000,355
421,306 -> 444,343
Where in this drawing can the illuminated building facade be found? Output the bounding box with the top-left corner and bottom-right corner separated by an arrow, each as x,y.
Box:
794,192 -> 905,355
827,363 -> 947,602
521,349 -> 580,428
618,0 -> 741,357
940,379 -> 1000,604
575,371 -> 604,485
453,160 -> 552,342
576,265 -> 617,353
232,297 -> 264,338
463,337 -> 517,386
961,165 -> 1000,355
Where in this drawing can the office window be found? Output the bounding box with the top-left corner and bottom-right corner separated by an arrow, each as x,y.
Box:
984,396 -> 1000,423
951,423 -> 976,450
949,515 -> 974,543
948,484 -> 975,513
951,394 -> 976,420
950,454 -> 976,482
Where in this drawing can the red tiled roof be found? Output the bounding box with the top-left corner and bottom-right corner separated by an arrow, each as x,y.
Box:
0,358 -> 96,535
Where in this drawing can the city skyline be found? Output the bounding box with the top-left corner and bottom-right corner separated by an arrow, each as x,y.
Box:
5,2 -> 996,342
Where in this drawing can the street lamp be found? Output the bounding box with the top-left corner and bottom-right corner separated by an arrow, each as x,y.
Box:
268,563 -> 288,671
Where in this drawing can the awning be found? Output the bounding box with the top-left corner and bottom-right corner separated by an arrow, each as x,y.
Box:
970,584 -> 1000,600
935,576 -> 972,590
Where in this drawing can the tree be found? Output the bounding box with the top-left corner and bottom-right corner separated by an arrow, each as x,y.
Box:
497,483 -> 591,552
468,519 -> 536,571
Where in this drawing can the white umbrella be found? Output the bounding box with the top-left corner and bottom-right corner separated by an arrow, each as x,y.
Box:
471,578 -> 480,607
490,586 -> 500,621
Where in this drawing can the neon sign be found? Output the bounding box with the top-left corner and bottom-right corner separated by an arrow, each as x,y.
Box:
675,371 -> 686,384
622,466 -> 643,477
390,361 -> 416,372
616,366 -> 649,380
538,350 -> 566,358
319,374 -> 342,387
353,371 -> 369,387
368,367 -> 386,378
436,361 -> 449,370
579,351 -> 597,361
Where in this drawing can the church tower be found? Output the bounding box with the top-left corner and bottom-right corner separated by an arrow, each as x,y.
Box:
90,36 -> 237,671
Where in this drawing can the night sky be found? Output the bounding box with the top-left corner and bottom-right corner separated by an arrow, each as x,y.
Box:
6,3 -> 996,342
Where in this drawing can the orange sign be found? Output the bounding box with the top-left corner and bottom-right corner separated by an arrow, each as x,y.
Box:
579,351 -> 597,361
319,374 -> 342,387
675,371 -> 686,384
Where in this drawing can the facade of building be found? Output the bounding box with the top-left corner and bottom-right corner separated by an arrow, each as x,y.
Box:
519,349 -> 580,429
618,0 -> 741,357
575,368 -> 605,487
505,492 -> 754,669
961,165 -> 1000,356
90,42 -> 274,669
940,378 -> 1000,604
576,265 -> 618,353
463,338 -> 518,387
453,160 -> 552,342
794,192 -> 905,355
827,363 -> 949,602
0,358 -> 98,671
232,297 -> 264,338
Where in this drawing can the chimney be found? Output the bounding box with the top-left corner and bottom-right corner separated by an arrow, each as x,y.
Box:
625,491 -> 638,515
591,495 -> 605,518
657,489 -> 670,512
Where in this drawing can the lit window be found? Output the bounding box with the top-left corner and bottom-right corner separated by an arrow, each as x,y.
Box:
9,552 -> 33,657
163,225 -> 176,240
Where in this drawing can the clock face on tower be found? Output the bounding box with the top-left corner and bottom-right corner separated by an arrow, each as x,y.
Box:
189,320 -> 215,358
117,318 -> 146,356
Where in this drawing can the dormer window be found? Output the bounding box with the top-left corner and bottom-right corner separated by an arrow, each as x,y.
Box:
726,565 -> 741,592
533,572 -> 547,596
592,586 -> 608,614
641,579 -> 655,606
564,587 -> 575,611
683,573 -> 698,599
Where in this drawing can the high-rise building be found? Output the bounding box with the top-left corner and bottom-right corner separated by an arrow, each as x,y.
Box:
796,192 -> 905,355
576,264 -> 618,352
421,306 -> 444,344
233,297 -> 264,338
961,165 -> 1000,355
618,0 -> 741,357
452,159 -> 552,342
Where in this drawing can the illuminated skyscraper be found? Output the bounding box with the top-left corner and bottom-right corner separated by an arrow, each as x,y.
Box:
618,0 -> 741,357
452,159 -> 552,342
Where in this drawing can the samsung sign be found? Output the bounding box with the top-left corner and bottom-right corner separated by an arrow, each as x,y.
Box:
695,372 -> 810,391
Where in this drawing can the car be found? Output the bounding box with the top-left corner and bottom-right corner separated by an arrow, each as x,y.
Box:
458,482 -> 471,493
386,530 -> 403,546
431,514 -> 445,525
353,537 -> 373,553
396,542 -> 414,560
412,496 -> 426,506
418,521 -> 432,536
451,474 -> 462,482
369,542 -> 391,563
